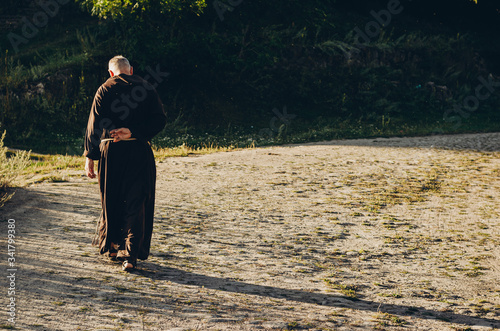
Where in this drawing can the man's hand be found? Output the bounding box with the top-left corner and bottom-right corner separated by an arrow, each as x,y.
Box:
85,158 -> 96,179
110,128 -> 132,142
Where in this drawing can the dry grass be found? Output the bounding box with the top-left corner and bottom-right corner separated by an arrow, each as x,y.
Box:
8,143 -> 243,186
0,131 -> 31,206
25,154 -> 85,174
153,143 -> 244,160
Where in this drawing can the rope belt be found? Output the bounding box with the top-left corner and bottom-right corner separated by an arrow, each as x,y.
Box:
100,138 -> 137,144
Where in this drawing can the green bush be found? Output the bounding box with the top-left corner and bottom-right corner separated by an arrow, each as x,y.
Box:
0,131 -> 30,207
1,1 -> 499,154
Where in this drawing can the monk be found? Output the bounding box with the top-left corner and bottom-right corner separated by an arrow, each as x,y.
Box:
84,55 -> 167,271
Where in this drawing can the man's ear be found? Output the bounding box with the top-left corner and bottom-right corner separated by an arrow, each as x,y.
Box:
109,69 -> 115,77
130,66 -> 133,75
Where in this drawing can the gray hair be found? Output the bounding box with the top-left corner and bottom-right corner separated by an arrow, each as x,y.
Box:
108,55 -> 131,73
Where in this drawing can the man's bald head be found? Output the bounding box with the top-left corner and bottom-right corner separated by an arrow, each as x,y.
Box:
108,55 -> 133,76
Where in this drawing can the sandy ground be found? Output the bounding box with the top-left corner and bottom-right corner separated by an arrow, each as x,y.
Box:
1,132 -> 499,331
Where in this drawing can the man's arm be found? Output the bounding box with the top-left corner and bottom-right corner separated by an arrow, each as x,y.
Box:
84,86 -> 105,161
85,158 -> 96,179
110,128 -> 132,142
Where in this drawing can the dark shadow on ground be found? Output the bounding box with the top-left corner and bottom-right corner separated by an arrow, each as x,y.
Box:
1,186 -> 100,219
135,261 -> 500,328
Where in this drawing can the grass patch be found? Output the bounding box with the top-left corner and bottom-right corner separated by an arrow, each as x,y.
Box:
153,144 -> 243,160
23,154 -> 85,180
0,131 -> 30,206
465,266 -> 488,277
323,279 -> 359,299
373,312 -> 407,327
339,166 -> 448,213
7,143 -> 244,188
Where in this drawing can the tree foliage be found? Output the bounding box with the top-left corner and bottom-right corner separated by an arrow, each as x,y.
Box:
1,0 -> 499,152
78,0 -> 207,20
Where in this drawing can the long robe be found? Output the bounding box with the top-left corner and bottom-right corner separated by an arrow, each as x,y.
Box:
84,74 -> 166,263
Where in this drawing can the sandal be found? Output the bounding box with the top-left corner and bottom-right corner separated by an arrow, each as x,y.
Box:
122,260 -> 136,271
109,243 -> 119,260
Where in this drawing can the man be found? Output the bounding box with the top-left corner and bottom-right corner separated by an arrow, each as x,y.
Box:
84,55 -> 167,271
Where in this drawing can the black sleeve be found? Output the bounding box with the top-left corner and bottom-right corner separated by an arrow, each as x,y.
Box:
84,86 -> 105,160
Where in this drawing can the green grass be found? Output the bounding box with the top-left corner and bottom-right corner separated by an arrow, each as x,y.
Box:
372,312 -> 407,327
3,142 -> 246,189
0,131 -> 31,206
323,279 -> 359,299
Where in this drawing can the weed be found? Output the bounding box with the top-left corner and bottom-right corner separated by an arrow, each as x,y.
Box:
373,312 -> 407,327
323,279 -> 359,299
0,131 -> 30,206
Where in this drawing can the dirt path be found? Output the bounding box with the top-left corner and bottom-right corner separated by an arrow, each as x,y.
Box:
1,132 -> 500,330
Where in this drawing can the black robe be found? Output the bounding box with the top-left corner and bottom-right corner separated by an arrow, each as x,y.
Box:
84,74 -> 166,263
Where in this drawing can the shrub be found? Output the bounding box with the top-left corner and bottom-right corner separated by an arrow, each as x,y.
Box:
0,131 -> 30,207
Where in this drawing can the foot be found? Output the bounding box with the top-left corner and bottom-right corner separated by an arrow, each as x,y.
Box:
109,243 -> 119,260
122,260 -> 136,271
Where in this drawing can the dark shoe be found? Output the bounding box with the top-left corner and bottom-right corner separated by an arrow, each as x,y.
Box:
109,243 -> 119,261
